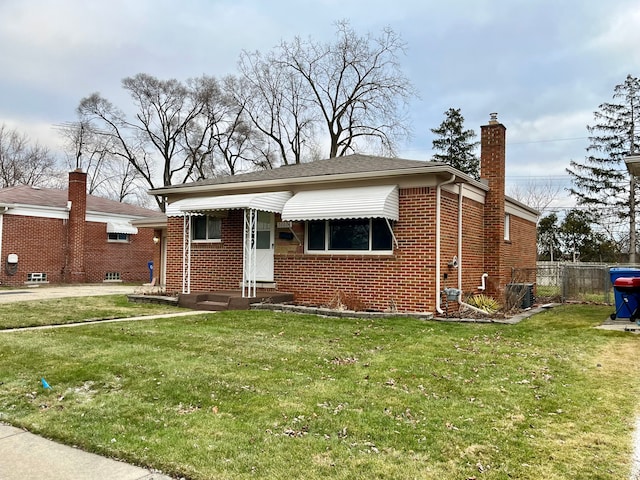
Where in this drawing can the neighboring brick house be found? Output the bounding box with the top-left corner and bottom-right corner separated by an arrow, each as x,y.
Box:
0,169 -> 161,286
150,115 -> 538,313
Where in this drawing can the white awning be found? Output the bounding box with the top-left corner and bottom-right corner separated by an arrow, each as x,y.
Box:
166,191 -> 293,217
281,185 -> 399,221
106,222 -> 138,234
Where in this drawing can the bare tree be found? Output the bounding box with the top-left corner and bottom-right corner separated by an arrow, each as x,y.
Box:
77,74 -> 225,211
236,54 -> 316,166
187,75 -> 260,177
279,21 -> 415,158
238,21 -> 416,163
507,178 -> 562,215
0,124 -> 56,187
57,120 -> 146,204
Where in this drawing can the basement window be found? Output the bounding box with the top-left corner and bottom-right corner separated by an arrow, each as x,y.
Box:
108,232 -> 130,242
27,272 -> 47,283
306,218 -> 393,254
104,272 -> 121,282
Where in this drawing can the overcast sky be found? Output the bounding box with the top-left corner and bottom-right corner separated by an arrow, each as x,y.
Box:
1,0 -> 638,210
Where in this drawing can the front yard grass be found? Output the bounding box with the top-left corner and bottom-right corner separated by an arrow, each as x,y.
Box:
0,304 -> 638,479
0,295 -> 186,329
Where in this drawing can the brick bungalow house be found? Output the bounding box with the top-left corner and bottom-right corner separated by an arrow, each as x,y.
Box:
150,114 -> 538,313
0,169 -> 161,286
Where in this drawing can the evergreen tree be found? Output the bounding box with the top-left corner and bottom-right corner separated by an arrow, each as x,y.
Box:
537,213 -> 562,261
559,209 -> 620,263
431,108 -> 480,179
566,74 -> 640,254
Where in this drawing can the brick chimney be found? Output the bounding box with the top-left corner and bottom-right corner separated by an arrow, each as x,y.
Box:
480,113 -> 507,296
66,169 -> 87,283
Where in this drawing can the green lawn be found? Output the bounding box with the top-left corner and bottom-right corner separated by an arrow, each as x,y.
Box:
0,303 -> 638,479
0,295 -> 186,329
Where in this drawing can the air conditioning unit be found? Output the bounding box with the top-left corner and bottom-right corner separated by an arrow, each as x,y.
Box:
506,283 -> 535,309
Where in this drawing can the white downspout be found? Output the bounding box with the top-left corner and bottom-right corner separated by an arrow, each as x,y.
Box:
453,182 -> 490,315
435,174 -> 457,315
457,183 -> 463,291
0,207 -> 5,268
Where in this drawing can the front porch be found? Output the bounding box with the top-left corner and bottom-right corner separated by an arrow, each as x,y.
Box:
178,290 -> 294,311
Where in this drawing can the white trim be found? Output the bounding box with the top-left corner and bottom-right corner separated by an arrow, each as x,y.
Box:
505,201 -> 538,223
167,191 -> 292,217
282,185 -> 399,221
0,211 -> 3,263
0,204 -> 152,225
442,183 -> 485,204
2,204 -> 69,220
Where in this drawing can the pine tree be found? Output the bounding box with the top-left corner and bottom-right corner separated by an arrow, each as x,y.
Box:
431,108 -> 480,179
566,74 -> 640,258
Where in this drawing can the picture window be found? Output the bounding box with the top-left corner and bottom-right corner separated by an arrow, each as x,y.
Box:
306,218 -> 393,253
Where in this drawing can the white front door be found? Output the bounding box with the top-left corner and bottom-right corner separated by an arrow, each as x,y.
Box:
255,211 -> 274,282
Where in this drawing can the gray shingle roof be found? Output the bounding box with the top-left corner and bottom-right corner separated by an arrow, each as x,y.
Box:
160,154 -> 444,190
0,185 -> 160,217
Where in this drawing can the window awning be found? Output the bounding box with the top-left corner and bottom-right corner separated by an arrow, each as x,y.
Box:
166,191 -> 293,217
281,185 -> 399,221
106,222 -> 138,235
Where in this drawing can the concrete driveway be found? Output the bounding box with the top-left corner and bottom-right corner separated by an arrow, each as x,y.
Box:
0,284 -> 138,303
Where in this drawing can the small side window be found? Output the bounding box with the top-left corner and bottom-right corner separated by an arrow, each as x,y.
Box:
108,233 -> 129,242
504,213 -> 511,241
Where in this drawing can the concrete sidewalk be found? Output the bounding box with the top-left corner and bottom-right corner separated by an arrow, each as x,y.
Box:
0,424 -> 174,480
0,284 -> 139,303
0,288 -> 196,479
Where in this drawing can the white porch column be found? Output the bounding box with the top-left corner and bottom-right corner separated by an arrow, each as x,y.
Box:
182,214 -> 192,294
242,208 -> 258,298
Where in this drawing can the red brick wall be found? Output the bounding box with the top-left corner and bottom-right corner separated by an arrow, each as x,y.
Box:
503,214 -> 537,284
163,188 -> 492,312
165,211 -> 244,295
0,215 -> 66,285
163,187 -> 537,312
84,223 -> 156,283
274,187 -> 437,311
0,214 -> 156,286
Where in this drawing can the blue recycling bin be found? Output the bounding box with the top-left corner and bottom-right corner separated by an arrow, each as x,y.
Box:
610,267 -> 640,318
147,261 -> 154,283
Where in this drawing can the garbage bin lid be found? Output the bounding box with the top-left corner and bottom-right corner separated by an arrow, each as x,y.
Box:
614,277 -> 640,288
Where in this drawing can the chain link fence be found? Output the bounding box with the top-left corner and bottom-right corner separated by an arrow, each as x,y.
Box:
529,262 -> 640,304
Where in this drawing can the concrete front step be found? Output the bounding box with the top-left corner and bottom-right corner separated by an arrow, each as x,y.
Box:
196,300 -> 229,311
179,291 -> 294,311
